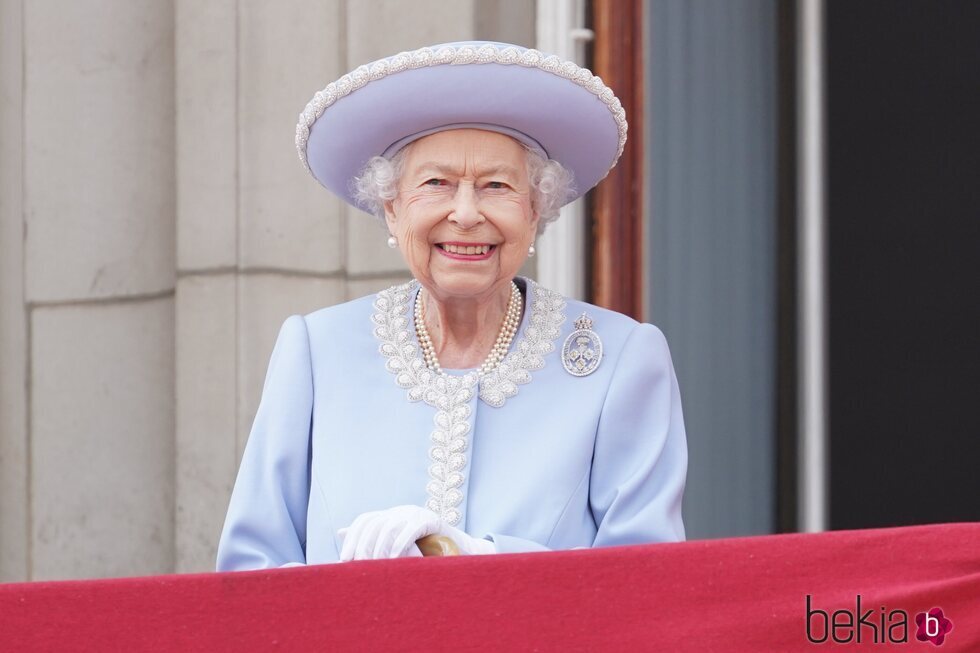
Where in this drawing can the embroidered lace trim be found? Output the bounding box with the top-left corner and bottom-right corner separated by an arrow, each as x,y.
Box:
371,278 -> 566,525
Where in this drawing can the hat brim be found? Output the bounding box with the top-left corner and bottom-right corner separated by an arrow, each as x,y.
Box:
297,43 -> 627,211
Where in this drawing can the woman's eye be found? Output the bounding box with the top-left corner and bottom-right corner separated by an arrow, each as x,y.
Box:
486,181 -> 508,190
424,178 -> 446,186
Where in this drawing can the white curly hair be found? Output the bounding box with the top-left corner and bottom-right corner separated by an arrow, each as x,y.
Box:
351,141 -> 575,235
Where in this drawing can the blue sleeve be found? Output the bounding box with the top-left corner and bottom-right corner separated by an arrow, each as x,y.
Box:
216,315 -> 313,570
589,323 -> 688,545
485,323 -> 688,554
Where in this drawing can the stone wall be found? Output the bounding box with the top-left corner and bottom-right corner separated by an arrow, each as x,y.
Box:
0,0 -> 534,581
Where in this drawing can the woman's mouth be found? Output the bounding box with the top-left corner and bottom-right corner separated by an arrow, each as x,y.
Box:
436,242 -> 496,261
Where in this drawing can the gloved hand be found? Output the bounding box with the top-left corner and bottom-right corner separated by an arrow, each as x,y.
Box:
337,505 -> 496,561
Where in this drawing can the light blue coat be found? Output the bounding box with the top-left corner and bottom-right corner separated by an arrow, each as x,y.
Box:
217,278 -> 687,569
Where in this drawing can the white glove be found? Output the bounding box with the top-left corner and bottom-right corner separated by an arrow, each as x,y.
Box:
337,505 -> 496,561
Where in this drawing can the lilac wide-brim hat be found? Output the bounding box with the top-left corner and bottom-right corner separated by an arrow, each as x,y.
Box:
296,41 -> 627,210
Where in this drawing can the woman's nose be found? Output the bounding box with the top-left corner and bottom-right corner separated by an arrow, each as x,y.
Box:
448,184 -> 484,229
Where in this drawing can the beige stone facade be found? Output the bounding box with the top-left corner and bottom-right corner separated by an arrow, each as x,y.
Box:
0,0 -> 534,581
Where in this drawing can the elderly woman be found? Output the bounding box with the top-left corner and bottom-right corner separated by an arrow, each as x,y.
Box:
217,41 -> 687,568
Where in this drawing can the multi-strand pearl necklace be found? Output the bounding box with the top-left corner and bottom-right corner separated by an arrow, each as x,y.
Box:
414,281 -> 523,377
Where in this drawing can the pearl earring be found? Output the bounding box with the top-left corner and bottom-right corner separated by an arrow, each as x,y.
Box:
528,243 -> 536,257
387,235 -> 398,249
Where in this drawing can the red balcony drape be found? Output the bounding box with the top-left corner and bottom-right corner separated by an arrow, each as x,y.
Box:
2,522 -> 978,651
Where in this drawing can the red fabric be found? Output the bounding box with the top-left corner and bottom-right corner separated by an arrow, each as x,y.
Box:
2,522 -> 978,651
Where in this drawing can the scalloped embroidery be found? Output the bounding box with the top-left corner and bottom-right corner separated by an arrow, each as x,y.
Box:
371,278 -> 565,525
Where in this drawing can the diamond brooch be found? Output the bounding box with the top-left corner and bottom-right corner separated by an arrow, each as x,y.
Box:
561,313 -> 602,377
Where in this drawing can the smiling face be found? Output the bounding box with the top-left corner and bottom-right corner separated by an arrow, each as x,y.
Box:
384,129 -> 539,303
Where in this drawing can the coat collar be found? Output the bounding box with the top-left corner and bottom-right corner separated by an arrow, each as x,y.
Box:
371,276 -> 567,409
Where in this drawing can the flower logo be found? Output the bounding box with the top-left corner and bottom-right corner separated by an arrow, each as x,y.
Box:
915,607 -> 953,646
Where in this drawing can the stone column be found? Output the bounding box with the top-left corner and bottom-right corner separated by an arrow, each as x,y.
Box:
5,0 -> 178,580
0,0 -> 29,583
174,0 -> 348,573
